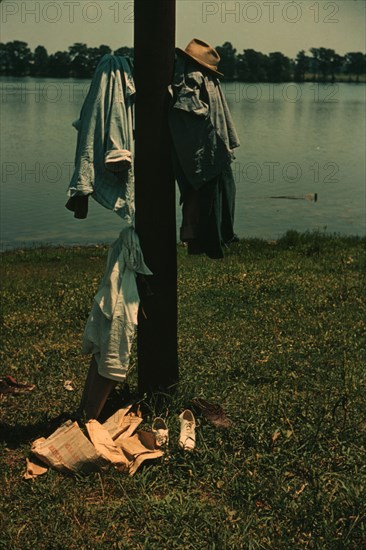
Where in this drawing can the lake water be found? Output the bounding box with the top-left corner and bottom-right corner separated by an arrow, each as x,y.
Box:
0,77 -> 365,250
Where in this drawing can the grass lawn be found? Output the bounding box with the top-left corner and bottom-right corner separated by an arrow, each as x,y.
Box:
1,231 -> 365,549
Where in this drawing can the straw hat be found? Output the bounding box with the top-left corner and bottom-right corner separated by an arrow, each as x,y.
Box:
176,38 -> 224,77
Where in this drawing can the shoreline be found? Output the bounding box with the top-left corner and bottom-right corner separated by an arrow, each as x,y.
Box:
1,231 -> 365,254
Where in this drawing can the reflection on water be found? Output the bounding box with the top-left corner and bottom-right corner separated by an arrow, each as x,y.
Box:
1,78 -> 365,249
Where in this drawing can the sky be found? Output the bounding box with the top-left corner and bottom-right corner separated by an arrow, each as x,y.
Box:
1,0 -> 365,58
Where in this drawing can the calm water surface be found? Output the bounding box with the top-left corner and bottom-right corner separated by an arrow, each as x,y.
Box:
1,77 -> 365,249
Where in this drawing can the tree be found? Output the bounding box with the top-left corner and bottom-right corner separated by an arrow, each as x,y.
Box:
31,45 -> 49,76
310,47 -> 342,82
68,43 -> 115,78
48,51 -> 71,78
345,52 -> 366,83
294,50 -> 310,82
236,52 -> 249,81
319,48 -> 336,81
0,42 -> 10,74
4,41 -> 32,75
309,48 -> 320,80
0,40 -> 359,83
216,42 -> 237,81
114,46 -> 134,60
87,44 -> 112,74
237,49 -> 268,82
330,53 -> 343,82
69,43 -> 90,78
267,52 -> 291,82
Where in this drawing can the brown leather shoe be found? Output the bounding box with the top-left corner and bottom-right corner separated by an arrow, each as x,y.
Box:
191,397 -> 232,429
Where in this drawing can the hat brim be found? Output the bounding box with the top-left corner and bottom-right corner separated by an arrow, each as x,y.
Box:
176,48 -> 224,78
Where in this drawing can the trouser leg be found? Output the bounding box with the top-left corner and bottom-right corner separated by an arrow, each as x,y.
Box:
197,175 -> 223,259
180,188 -> 201,254
220,163 -> 237,244
180,163 -> 236,259
78,355 -> 117,421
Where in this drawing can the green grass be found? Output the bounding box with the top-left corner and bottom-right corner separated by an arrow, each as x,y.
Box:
1,231 -> 365,549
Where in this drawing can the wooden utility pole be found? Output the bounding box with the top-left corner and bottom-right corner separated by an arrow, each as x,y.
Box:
134,0 -> 179,394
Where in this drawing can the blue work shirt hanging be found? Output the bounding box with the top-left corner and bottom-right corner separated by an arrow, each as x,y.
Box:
169,54 -> 240,259
66,55 -> 135,224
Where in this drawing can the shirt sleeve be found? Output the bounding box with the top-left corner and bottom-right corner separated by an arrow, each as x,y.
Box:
104,65 -> 133,173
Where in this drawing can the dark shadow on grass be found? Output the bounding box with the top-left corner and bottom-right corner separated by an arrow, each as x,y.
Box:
0,418 -> 52,448
0,385 -> 138,447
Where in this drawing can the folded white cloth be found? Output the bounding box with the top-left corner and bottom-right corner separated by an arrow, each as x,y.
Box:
82,227 -> 152,381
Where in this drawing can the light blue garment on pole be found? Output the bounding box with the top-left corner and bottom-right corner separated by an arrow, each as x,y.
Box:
68,55 -> 135,224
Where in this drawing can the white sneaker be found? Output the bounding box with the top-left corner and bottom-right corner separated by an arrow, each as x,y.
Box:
152,417 -> 169,447
179,409 -> 196,451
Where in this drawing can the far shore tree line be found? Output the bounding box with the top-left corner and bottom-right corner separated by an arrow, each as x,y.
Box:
1,41 -> 365,83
